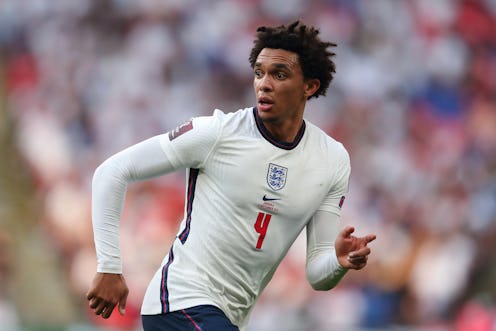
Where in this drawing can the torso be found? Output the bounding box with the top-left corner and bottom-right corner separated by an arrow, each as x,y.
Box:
141,107 -> 349,329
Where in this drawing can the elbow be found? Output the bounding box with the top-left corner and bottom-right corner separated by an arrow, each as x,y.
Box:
92,163 -> 105,186
92,161 -> 115,187
93,155 -> 131,185
306,271 -> 337,291
306,264 -> 347,291
306,250 -> 348,291
308,279 -> 336,291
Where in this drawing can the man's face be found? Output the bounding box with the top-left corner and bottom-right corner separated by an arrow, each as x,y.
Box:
253,48 -> 318,125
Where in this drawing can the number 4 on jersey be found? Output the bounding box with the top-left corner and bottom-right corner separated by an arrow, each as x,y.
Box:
254,212 -> 272,249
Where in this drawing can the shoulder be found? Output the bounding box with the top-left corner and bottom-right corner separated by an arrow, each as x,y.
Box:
186,107 -> 251,132
204,107 -> 255,134
304,122 -> 351,189
211,107 -> 253,122
305,121 -> 350,163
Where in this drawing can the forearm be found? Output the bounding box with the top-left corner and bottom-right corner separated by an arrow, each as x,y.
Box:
306,247 -> 348,290
91,135 -> 174,273
305,210 -> 347,290
92,159 -> 128,273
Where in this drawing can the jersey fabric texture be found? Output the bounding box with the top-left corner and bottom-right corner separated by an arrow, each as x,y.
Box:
141,107 -> 350,330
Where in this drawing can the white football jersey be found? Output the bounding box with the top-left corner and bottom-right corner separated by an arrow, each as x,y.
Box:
141,107 -> 350,329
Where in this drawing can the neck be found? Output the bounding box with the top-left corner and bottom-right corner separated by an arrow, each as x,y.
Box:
262,118 -> 304,143
253,108 -> 306,149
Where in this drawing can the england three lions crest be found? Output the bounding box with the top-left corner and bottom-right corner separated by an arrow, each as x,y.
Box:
267,163 -> 288,191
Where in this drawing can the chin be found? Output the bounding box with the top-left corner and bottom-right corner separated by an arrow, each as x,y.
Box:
257,110 -> 278,123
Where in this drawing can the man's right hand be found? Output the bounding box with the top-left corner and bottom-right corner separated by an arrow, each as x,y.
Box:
86,272 -> 129,319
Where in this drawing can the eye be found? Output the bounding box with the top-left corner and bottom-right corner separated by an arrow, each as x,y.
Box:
254,69 -> 264,78
275,72 -> 287,80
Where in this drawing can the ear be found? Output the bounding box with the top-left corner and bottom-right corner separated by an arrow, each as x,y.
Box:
303,78 -> 320,99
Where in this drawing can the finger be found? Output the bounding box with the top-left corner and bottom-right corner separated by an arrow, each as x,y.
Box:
347,252 -> 367,262
89,297 -> 101,309
341,226 -> 355,238
346,257 -> 367,269
344,261 -> 364,270
349,246 -> 371,258
348,255 -> 368,265
118,293 -> 128,316
94,301 -> 108,315
364,234 -> 377,244
354,262 -> 367,270
86,292 -> 94,301
102,303 -> 116,319
118,305 -> 126,316
348,255 -> 367,266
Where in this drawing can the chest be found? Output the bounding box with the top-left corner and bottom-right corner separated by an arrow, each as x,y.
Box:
204,136 -> 333,220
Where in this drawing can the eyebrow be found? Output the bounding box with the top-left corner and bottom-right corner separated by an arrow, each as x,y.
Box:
254,62 -> 291,71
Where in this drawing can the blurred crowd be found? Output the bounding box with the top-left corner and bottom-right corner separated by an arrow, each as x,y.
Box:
1,0 -> 496,330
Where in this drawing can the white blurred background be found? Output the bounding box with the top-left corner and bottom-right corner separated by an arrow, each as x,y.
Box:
0,0 -> 495,330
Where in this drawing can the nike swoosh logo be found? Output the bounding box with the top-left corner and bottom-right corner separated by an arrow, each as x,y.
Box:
263,195 -> 281,201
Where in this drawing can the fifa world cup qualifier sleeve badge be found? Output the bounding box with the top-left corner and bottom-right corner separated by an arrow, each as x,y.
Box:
169,119 -> 193,141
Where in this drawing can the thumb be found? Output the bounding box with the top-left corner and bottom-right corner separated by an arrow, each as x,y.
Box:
118,297 -> 127,315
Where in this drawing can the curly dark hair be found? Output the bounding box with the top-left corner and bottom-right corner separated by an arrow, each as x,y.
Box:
248,20 -> 337,100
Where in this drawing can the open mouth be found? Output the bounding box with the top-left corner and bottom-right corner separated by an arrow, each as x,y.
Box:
258,101 -> 273,112
258,97 -> 273,111
258,96 -> 273,104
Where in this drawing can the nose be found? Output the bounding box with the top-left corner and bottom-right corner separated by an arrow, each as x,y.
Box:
256,74 -> 273,93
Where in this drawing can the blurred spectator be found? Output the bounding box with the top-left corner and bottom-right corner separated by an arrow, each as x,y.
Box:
0,231 -> 20,331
